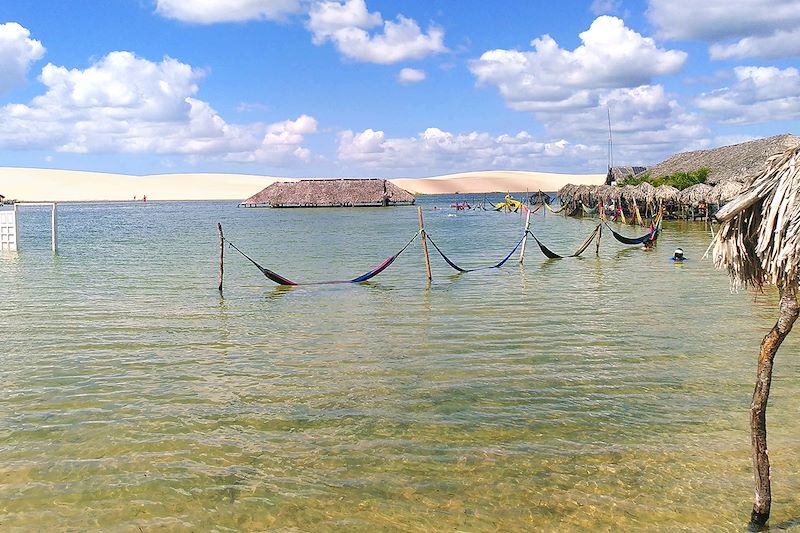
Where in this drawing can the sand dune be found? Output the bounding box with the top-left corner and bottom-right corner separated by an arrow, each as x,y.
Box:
0,167 -> 604,202
391,170 -> 605,195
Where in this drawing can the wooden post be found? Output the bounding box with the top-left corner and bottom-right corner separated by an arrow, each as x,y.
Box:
595,224 -> 602,255
519,208 -> 531,264
51,202 -> 58,253
749,288 -> 799,528
418,207 -> 432,282
217,222 -> 224,292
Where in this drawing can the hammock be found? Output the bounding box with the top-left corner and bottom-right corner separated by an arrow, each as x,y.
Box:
545,202 -> 568,214
226,231 -> 420,285
528,225 -> 600,259
604,223 -> 656,245
425,233 -> 526,273
581,202 -> 598,215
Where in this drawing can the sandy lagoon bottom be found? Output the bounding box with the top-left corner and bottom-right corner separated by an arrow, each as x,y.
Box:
1,198 -> 799,532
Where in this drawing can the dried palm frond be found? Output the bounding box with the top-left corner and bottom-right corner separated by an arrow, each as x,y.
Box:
712,146 -> 800,290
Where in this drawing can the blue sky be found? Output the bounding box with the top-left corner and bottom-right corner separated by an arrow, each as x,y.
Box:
0,0 -> 798,177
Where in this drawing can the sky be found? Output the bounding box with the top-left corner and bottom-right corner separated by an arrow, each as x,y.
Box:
0,0 -> 798,178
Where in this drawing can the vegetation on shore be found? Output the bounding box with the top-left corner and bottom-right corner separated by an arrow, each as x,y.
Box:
618,167 -> 709,190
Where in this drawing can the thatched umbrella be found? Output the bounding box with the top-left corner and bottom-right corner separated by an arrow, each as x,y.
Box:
653,184 -> 680,204
557,183 -> 576,202
678,182 -> 712,207
708,179 -> 743,205
711,145 -> 800,528
636,181 -> 657,206
620,184 -> 641,203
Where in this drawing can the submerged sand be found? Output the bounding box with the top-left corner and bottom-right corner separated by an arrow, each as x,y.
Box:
0,167 -> 604,202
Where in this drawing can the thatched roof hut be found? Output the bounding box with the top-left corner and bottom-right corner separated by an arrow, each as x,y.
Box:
645,134 -> 800,185
620,184 -> 642,203
557,183 -> 576,200
240,179 -> 415,208
654,184 -> 680,204
636,182 -> 657,205
678,183 -> 713,206
708,180 -> 744,205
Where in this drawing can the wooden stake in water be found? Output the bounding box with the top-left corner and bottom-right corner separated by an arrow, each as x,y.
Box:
595,224 -> 602,255
218,222 -> 224,292
519,208 -> 531,264
418,207 -> 432,282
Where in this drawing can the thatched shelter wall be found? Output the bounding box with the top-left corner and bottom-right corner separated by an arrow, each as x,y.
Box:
240,179 -> 415,208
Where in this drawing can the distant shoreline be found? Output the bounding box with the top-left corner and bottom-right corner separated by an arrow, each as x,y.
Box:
0,167 -> 604,202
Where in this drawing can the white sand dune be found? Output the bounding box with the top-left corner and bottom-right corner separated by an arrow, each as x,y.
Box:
0,168 -> 288,202
390,170 -> 605,195
0,167 -> 604,202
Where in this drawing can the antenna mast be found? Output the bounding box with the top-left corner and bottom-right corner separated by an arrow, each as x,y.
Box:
607,107 -> 613,171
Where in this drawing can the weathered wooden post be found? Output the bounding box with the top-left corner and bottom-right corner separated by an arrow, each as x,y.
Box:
595,224 -> 602,255
51,202 -> 58,253
217,222 -> 224,292
418,207 -> 432,282
519,208 -> 531,264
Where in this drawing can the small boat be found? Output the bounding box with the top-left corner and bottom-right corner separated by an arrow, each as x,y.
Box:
451,202 -> 471,210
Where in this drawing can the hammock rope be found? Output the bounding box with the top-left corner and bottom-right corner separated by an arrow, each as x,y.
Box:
603,222 -> 657,245
527,225 -> 600,259
226,230 -> 420,286
425,232 -> 526,273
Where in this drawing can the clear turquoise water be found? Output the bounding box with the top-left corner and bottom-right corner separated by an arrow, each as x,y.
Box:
2,198 -> 800,532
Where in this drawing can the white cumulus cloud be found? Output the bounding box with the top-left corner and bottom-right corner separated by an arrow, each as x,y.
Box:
155,0 -> 303,23
469,16 -> 686,112
0,22 -> 46,94
710,27 -> 800,60
648,0 -> 800,59
307,0 -> 446,64
397,67 -> 425,84
695,66 -> 800,124
337,127 -> 599,172
0,51 -> 317,164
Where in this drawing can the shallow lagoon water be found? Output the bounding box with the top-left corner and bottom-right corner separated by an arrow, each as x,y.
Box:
1,198 -> 800,532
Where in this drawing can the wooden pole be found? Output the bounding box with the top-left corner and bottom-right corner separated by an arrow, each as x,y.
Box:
749,288 -> 799,528
51,202 -> 58,253
519,208 -> 531,264
418,207 -> 432,282
595,224 -> 602,255
218,222 -> 224,292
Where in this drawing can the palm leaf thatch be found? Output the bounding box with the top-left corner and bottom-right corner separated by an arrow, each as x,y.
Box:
558,183 -> 577,200
635,181 -> 657,205
654,184 -> 680,203
712,146 -> 800,290
620,184 -> 641,203
708,179 -> 744,205
646,134 -> 800,185
678,183 -> 712,207
241,179 -> 415,208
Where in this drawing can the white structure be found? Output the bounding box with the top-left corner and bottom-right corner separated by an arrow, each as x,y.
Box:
0,207 -> 17,251
0,203 -> 58,252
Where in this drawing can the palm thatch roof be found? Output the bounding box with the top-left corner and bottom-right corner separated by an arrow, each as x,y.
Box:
636,182 -> 657,205
708,180 -> 744,205
654,184 -> 680,203
678,183 -> 713,206
645,134 -> 800,185
240,179 -> 415,208
620,184 -> 642,203
712,145 -> 800,289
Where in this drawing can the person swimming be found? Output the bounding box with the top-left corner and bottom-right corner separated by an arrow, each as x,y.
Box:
671,248 -> 686,262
